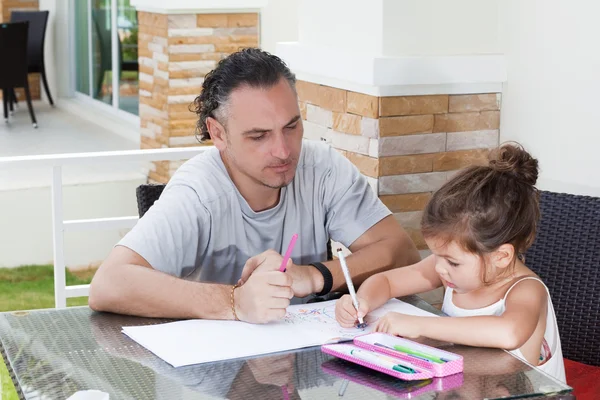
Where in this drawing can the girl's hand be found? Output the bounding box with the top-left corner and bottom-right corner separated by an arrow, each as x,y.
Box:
335,294 -> 370,328
374,312 -> 422,338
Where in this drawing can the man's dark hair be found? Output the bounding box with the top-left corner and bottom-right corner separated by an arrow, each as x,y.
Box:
191,48 -> 297,142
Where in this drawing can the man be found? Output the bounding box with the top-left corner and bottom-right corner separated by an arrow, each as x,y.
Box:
89,48 -> 420,323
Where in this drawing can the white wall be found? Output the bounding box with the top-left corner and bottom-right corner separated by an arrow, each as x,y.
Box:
382,0 -> 500,57
289,0 -> 500,58
298,0 -> 384,56
499,0 -> 600,196
130,0 -> 267,11
260,0 -> 299,54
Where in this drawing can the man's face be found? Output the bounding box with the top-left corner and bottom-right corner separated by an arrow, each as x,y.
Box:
212,78 -> 304,190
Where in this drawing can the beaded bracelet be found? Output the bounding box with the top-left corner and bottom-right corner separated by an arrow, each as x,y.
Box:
231,283 -> 240,321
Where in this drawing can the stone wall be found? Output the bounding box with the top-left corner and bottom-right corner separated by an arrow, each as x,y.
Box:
137,11 -> 259,183
299,80 -> 501,251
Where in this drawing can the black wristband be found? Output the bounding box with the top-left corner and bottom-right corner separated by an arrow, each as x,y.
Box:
310,262 -> 333,297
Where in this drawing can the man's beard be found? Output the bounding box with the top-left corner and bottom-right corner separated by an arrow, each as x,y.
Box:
226,149 -> 295,189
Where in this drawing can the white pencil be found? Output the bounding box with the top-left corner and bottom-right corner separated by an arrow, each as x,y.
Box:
337,248 -> 365,326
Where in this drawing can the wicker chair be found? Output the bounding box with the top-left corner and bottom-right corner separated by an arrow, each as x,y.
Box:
135,183 -> 166,218
524,191 -> 600,367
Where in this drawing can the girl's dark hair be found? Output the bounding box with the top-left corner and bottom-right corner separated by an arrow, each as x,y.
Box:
191,48 -> 296,142
421,143 -> 540,280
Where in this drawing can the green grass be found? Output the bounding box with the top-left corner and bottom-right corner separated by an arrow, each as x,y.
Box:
1,359 -> 17,400
0,265 -> 94,399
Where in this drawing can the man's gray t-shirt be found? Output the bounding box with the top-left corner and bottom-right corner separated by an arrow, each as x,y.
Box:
119,140 -> 391,300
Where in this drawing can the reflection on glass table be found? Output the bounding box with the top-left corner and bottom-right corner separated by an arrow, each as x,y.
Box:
0,296 -> 572,399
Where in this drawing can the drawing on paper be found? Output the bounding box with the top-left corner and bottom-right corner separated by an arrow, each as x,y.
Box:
283,304 -> 337,325
283,304 -> 369,340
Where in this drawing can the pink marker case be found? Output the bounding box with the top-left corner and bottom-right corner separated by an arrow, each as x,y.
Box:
321,332 -> 463,381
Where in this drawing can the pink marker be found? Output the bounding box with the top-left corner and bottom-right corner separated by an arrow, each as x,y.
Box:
281,385 -> 290,400
279,233 -> 298,272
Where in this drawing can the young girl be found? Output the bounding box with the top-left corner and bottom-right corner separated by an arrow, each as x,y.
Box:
335,143 -> 565,383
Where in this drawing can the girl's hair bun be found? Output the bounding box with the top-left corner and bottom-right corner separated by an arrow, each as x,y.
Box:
489,143 -> 539,187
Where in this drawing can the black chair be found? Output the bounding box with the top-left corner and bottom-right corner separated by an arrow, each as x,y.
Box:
0,22 -> 37,127
9,11 -> 53,107
136,183 -> 166,218
524,190 -> 600,366
135,183 -> 340,301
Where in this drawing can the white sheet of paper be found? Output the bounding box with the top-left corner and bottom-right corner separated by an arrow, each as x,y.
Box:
122,298 -> 436,367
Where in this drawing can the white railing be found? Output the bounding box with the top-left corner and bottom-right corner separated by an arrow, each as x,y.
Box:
0,147 -> 212,308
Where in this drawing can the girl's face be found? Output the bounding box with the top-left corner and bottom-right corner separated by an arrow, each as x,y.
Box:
425,237 -> 489,294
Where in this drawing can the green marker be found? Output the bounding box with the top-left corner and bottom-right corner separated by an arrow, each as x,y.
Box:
349,349 -> 416,374
392,344 -> 445,364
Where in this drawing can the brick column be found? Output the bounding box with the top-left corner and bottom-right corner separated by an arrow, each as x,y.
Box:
0,0 -> 37,23
299,81 -> 501,252
137,11 -> 259,183
0,0 -> 41,100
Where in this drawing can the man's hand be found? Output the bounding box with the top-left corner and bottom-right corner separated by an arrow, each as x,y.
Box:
335,294 -> 370,328
246,354 -> 296,387
238,250 -> 288,285
285,263 -> 322,298
234,250 -> 294,324
238,250 -> 323,298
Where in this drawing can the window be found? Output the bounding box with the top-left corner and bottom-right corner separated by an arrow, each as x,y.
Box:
74,0 -> 139,115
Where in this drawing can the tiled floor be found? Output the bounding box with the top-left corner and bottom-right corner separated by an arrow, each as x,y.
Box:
0,101 -> 145,190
